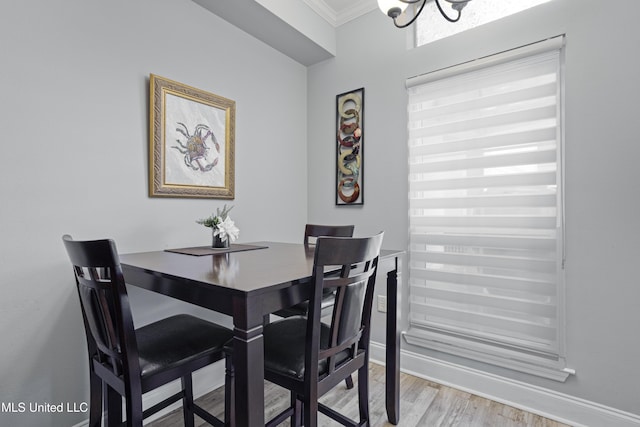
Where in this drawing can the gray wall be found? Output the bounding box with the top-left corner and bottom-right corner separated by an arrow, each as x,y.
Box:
307,0 -> 640,418
0,0 -> 307,425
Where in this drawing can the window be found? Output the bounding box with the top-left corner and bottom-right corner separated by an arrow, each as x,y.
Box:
405,37 -> 570,381
416,0 -> 553,46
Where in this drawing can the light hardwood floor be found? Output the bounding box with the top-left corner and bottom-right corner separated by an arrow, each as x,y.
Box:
148,363 -> 571,426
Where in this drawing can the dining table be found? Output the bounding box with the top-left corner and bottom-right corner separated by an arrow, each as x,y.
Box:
119,241 -> 403,427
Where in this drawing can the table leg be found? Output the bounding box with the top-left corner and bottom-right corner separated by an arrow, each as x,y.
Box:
386,267 -> 400,424
233,300 -> 265,427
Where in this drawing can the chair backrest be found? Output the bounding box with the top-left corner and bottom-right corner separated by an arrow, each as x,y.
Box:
305,232 -> 384,382
303,224 -> 355,246
62,235 -> 140,381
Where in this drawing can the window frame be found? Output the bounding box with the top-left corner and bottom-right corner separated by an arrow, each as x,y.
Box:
414,0 -> 554,47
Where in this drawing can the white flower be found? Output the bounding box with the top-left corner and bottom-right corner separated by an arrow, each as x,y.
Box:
214,216 -> 239,243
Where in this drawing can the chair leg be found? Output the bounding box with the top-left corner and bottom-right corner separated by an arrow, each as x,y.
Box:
126,386 -> 144,427
345,374 -> 354,389
182,374 -> 195,427
105,385 -> 122,427
87,370 -> 102,427
225,354 -> 235,427
290,392 -> 302,427
303,394 -> 318,427
357,365 -> 370,424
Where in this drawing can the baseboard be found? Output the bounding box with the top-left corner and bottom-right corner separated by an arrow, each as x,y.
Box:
71,361 -> 226,427
369,342 -> 640,427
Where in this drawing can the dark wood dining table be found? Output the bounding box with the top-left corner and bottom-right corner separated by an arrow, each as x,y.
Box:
119,241 -> 403,427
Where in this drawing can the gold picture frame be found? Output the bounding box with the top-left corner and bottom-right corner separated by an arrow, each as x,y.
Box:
149,74 -> 235,198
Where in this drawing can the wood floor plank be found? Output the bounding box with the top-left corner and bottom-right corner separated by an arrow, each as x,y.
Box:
458,394 -> 493,426
147,363 -> 572,427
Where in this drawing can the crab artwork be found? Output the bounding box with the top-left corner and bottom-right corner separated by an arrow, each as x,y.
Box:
172,122 -> 220,172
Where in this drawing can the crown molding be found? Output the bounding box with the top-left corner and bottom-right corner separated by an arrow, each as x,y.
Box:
303,0 -> 377,27
302,0 -> 336,25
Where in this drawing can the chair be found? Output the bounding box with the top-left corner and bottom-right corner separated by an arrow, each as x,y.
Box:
302,224 -> 355,246
271,224 -> 356,390
272,224 -> 355,319
62,235 -> 233,427
262,232 -> 384,427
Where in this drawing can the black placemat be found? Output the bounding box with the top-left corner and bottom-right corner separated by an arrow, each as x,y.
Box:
165,244 -> 268,256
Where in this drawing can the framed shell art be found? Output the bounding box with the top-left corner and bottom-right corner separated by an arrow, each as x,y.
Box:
336,88 -> 364,205
149,74 -> 235,198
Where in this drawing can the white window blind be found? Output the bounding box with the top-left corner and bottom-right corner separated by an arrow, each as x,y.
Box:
405,38 -> 568,380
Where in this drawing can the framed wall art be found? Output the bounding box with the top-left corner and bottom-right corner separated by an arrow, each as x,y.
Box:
336,87 -> 364,205
149,74 -> 235,198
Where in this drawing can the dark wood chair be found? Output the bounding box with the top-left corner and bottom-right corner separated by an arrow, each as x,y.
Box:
303,224 -> 355,246
272,224 -> 355,319
262,232 -> 384,427
62,235 -> 233,427
271,224 -> 356,390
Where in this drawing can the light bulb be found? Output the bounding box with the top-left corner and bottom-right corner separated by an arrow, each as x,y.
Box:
377,0 -> 409,17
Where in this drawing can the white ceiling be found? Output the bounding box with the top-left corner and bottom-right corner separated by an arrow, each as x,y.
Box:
303,0 -> 378,27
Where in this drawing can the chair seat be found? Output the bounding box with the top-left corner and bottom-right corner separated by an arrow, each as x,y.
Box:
263,317 -> 356,381
136,314 -> 233,379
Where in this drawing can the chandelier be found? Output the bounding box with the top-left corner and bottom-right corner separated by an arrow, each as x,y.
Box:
377,0 -> 473,28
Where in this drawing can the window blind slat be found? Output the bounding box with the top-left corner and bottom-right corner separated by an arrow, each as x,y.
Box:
411,127 -> 557,156
410,149 -> 557,174
410,306 -> 557,343
410,232 -> 556,250
411,76 -> 557,119
409,171 -> 557,191
412,288 -> 557,321
413,251 -> 556,273
409,269 -> 556,296
410,215 -> 557,229
413,101 -> 557,138
411,112 -> 557,142
411,280 -> 555,303
410,194 -> 557,209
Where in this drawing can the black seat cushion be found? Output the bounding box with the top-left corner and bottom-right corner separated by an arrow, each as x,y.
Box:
263,317 -> 354,381
136,314 -> 233,378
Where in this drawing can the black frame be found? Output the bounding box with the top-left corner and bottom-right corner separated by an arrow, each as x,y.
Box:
336,87 -> 364,205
